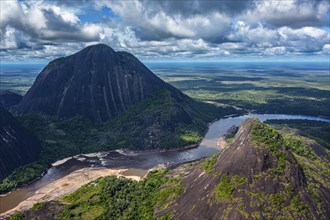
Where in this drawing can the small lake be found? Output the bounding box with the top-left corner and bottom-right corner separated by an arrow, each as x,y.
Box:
1,114 -> 329,214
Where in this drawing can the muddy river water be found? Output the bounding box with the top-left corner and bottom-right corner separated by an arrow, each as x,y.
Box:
1,114 -> 329,214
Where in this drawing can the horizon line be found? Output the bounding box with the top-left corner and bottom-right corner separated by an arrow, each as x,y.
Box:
1,60 -> 330,65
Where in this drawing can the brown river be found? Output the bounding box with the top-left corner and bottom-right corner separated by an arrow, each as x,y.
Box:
1,114 -> 329,216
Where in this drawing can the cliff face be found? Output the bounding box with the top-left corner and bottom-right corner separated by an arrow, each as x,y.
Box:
156,118 -> 330,220
17,44 -> 181,122
0,108 -> 42,181
14,44 -> 227,151
0,90 -> 22,108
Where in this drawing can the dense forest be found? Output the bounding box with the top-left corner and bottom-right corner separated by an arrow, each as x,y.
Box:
0,90 -> 237,194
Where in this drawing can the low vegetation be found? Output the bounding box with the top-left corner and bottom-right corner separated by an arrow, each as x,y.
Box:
215,175 -> 247,200
12,169 -> 183,220
201,152 -> 218,174
251,119 -> 329,217
0,162 -> 47,193
251,122 -> 288,173
284,135 -> 317,160
160,65 -> 330,117
266,119 -> 330,150
215,175 -> 235,200
9,212 -> 24,220
32,202 -> 46,211
251,119 -> 329,173
58,169 -> 181,219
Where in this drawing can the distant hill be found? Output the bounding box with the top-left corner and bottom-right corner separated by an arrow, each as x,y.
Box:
0,108 -> 41,181
0,90 -> 22,108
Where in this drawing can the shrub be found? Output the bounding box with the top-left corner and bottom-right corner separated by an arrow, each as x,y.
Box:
9,212 -> 24,220
215,175 -> 235,200
32,202 -> 46,211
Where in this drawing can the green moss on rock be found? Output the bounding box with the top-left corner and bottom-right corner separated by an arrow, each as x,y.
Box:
215,175 -> 235,200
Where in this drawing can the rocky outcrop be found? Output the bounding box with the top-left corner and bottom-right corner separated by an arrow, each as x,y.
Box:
17,44 -> 185,122
0,90 -> 22,108
156,118 -> 330,220
0,108 -> 42,181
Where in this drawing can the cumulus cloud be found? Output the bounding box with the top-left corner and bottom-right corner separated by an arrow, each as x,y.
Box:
243,0 -> 329,28
322,44 -> 330,54
0,0 -> 104,50
264,47 -> 287,55
137,0 -> 252,16
97,0 -> 233,41
0,0 -> 329,62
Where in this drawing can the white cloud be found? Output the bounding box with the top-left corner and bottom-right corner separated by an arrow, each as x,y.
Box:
81,24 -> 104,40
0,0 -> 104,49
0,0 -> 329,62
98,0 -> 231,41
228,23 -> 278,47
264,47 -> 287,55
277,27 -> 328,52
26,2 -> 47,30
49,5 -> 79,24
243,0 -> 329,27
0,1 -> 22,29
0,27 -> 18,49
322,44 -> 330,54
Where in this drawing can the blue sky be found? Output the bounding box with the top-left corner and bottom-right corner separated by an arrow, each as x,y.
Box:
0,0 -> 329,63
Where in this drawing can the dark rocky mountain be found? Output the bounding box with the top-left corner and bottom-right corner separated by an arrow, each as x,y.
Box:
17,44 -> 184,122
14,43 -> 234,152
0,44 -> 237,194
0,108 -> 42,181
156,118 -> 330,219
0,90 -> 22,108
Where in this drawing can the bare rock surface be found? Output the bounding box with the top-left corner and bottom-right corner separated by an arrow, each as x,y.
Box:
0,91 -> 22,108
156,118 -> 330,220
0,108 -> 41,181
17,44 -> 184,122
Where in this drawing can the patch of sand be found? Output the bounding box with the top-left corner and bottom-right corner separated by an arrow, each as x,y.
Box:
0,167 -> 140,218
51,156 -> 73,166
217,137 -> 228,149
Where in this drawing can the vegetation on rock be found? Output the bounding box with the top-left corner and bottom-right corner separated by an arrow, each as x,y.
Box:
215,175 -> 235,200
18,169 -> 182,220
266,119 -> 330,150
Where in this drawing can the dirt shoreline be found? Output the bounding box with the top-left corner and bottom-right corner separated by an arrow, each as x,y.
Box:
0,167 -> 141,219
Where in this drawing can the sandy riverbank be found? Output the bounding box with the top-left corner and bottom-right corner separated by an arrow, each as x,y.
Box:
51,156 -> 73,166
0,167 -> 141,219
51,152 -> 110,166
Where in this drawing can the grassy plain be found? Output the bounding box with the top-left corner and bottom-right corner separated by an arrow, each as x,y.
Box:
151,62 -> 330,117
